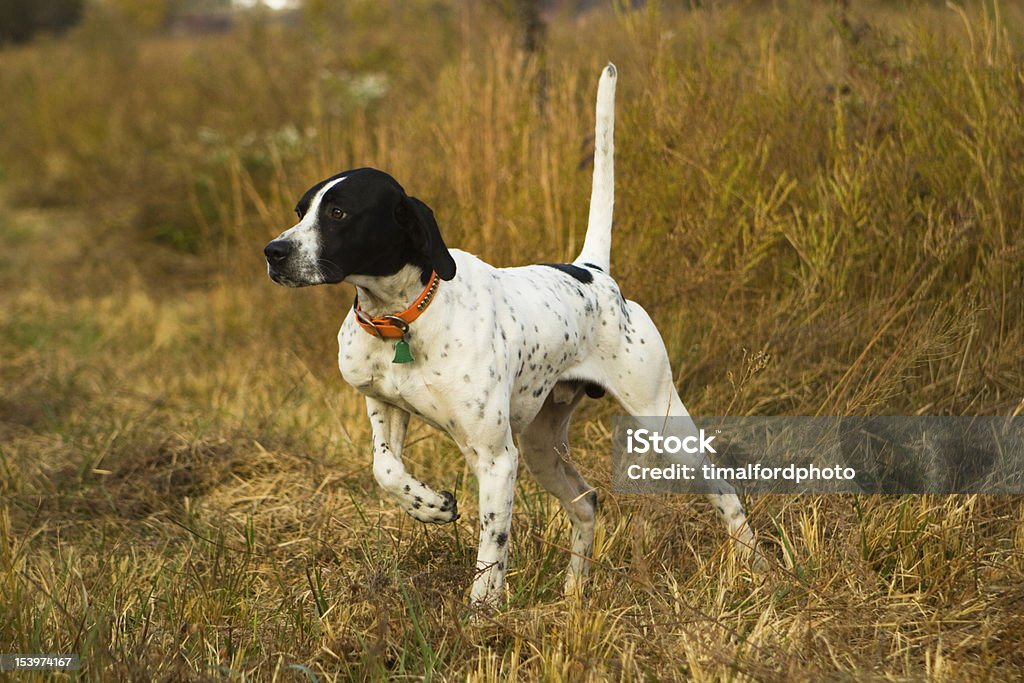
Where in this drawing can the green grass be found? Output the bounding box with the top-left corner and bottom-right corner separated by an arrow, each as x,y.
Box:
1,0 -> 1023,680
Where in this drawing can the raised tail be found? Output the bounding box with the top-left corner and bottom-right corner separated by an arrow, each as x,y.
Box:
576,63 -> 616,274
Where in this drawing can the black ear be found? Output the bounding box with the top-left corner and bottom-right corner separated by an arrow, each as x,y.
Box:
395,196 -> 457,281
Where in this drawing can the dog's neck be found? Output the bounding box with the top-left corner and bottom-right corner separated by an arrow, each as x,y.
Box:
347,265 -> 433,318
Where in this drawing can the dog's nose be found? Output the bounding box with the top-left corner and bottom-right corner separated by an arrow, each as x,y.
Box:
264,240 -> 293,264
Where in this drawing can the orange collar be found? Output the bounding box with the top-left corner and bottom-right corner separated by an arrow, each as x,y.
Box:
353,271 -> 441,339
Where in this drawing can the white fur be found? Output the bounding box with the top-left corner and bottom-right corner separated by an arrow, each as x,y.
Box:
578,63 -> 616,272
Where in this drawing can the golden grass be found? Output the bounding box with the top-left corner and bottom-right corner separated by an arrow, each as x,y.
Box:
1,1 -> 1023,680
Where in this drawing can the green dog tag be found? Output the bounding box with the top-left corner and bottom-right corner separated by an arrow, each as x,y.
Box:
393,338 -> 414,364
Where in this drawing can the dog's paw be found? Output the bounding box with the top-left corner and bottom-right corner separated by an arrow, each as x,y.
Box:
405,490 -> 459,524
438,490 -> 457,512
438,490 -> 459,520
468,598 -> 499,624
562,572 -> 586,600
749,544 -> 770,573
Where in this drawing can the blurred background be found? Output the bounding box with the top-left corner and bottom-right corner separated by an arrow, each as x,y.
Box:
1,0 -> 1023,680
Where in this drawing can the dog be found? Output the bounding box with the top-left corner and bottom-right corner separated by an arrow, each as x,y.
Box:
264,64 -> 759,606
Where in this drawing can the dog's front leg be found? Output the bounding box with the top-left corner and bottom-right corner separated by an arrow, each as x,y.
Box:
366,397 -> 459,524
467,430 -> 518,607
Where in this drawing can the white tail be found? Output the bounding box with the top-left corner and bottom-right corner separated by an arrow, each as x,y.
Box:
576,63 -> 616,273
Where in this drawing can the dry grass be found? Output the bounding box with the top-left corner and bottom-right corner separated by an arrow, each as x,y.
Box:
1,1 -> 1023,680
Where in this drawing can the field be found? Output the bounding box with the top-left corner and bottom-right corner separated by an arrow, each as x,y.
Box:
1,1 -> 1023,680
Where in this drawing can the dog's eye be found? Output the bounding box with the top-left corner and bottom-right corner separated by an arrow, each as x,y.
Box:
329,207 -> 346,220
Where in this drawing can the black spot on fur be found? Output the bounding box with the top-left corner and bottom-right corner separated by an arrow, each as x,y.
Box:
495,532 -> 508,547
541,263 -> 593,283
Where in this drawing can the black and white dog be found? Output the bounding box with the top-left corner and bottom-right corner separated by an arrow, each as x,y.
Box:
265,65 -> 759,605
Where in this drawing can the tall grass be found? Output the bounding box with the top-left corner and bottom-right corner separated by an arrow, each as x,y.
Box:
1,1 -> 1023,680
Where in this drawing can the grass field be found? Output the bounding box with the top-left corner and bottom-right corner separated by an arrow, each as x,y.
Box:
2,1 -> 1023,680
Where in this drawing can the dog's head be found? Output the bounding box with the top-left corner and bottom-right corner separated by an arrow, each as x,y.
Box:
264,168 -> 456,287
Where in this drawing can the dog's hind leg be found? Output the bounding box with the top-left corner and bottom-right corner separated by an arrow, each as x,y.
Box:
366,397 -> 459,524
594,301 -> 761,563
519,383 -> 598,596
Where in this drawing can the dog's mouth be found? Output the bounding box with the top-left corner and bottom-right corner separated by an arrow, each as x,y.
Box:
267,267 -> 313,288
268,264 -> 346,288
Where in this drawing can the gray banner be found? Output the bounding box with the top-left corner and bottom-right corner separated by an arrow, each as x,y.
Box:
611,416 -> 1024,494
